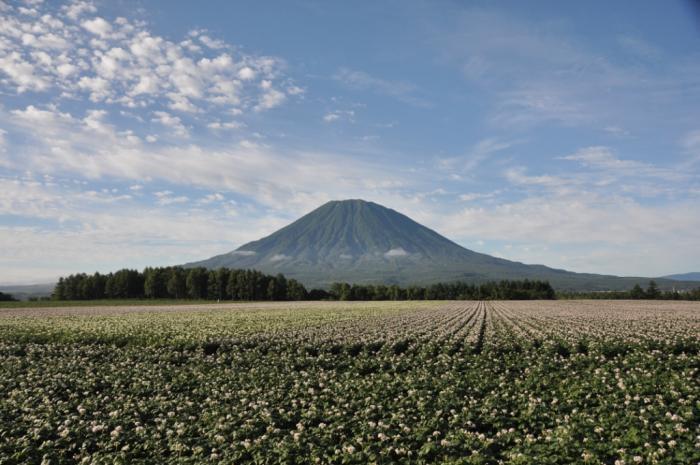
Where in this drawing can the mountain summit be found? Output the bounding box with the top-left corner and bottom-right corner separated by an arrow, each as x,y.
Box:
187,199 -> 684,290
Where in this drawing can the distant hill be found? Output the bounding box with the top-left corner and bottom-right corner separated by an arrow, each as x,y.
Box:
0,283 -> 55,301
187,199 -> 695,291
662,272 -> 700,282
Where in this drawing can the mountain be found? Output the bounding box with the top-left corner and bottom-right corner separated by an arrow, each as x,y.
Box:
187,199 -> 693,291
0,283 -> 55,301
662,272 -> 700,282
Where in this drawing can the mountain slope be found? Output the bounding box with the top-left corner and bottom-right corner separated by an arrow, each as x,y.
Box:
186,199 -> 691,291
662,272 -> 700,282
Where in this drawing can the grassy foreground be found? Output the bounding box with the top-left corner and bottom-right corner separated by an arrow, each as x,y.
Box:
0,300 -> 698,464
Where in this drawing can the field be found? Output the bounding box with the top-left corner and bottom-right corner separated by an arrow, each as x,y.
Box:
0,301 -> 698,465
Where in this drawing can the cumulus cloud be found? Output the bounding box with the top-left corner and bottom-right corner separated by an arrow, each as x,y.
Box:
0,1 -> 299,121
151,111 -> 188,137
81,17 -> 112,37
255,87 -> 286,111
269,253 -> 289,262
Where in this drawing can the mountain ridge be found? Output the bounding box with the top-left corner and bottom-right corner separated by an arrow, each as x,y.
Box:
186,199 -> 693,291
662,272 -> 700,282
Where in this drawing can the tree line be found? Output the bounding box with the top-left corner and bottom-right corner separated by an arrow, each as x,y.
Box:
52,267 -> 308,301
51,269 -> 556,301
33,272 -> 700,302
0,291 -> 18,302
558,280 -> 700,301
328,279 -> 555,301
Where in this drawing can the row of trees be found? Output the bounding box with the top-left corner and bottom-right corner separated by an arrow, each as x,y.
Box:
328,279 -> 556,301
0,291 -> 17,302
559,281 -> 700,301
52,269 -> 557,301
46,272 -> 700,302
52,267 -> 308,301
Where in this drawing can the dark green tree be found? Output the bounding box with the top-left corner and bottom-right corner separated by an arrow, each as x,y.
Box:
166,268 -> 186,299
630,284 -> 646,299
186,267 -> 208,299
645,280 -> 660,299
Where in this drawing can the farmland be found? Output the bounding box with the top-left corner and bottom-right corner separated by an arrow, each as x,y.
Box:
0,301 -> 698,464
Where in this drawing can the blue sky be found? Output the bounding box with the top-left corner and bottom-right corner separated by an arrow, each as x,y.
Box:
1,0 -> 699,284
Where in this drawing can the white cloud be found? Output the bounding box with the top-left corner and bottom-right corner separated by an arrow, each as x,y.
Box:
199,193 -> 224,204
269,253 -> 289,262
439,138 -> 513,172
207,120 -> 245,130
384,247 -> 408,258
63,1 -> 97,20
603,126 -> 629,136
198,34 -> 225,49
154,190 -> 188,205
238,66 -> 256,80
81,17 -> 112,38
1,104 -> 409,215
151,111 -> 188,137
559,146 -> 684,181
323,110 -> 354,123
0,1 -> 299,124
434,194 -> 700,276
255,87 -> 286,111
458,191 -> 499,202
433,7 -> 686,130
0,52 -> 50,92
0,177 -> 283,283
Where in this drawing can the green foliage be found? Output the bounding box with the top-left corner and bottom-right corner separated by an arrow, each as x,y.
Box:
53,266 -> 556,302
328,279 -> 556,301
0,291 -> 17,301
559,280 -> 700,300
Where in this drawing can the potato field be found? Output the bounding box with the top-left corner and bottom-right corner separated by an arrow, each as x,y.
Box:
0,300 -> 698,464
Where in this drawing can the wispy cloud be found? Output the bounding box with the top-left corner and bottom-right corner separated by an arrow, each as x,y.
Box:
0,102 -> 411,214
433,7 -> 696,130
334,68 -> 430,107
439,138 -> 515,173
322,109 -> 355,123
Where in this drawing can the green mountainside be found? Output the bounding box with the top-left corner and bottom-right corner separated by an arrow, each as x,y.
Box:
662,272 -> 700,282
187,199 -> 692,291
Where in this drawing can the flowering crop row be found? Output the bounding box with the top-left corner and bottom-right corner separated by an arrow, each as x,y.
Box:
0,300 -> 698,464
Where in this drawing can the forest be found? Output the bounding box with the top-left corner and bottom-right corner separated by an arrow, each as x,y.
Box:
49,267 -> 557,301
41,269 -> 700,302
